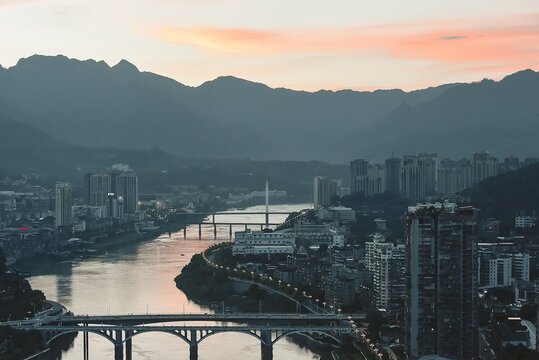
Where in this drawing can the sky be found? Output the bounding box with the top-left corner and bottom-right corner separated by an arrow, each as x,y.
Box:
0,0 -> 538,91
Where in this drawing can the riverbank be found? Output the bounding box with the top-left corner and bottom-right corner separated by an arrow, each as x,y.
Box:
175,252 -> 339,360
22,202 -> 320,359
14,217 -> 201,273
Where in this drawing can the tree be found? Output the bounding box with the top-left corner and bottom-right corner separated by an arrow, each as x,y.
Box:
366,311 -> 386,338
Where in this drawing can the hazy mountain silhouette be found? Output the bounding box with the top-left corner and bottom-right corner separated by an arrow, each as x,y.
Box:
0,55 -> 265,160
0,54 -> 537,162
353,69 -> 539,161
0,107 -> 347,196
0,100 -> 185,175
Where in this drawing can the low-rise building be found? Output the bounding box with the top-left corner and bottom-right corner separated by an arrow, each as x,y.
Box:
232,230 -> 296,255
317,206 -> 356,223
515,212 -> 536,229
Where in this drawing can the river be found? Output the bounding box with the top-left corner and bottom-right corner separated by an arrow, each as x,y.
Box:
26,203 -> 317,360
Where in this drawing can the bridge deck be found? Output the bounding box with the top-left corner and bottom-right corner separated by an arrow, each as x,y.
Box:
200,222 -> 281,226
17,324 -> 353,332
178,212 -> 295,215
2,313 -> 365,327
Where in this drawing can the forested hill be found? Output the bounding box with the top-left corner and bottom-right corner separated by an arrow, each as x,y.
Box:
463,164 -> 539,221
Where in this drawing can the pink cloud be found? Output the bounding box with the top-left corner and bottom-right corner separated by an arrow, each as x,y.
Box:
148,14 -> 539,68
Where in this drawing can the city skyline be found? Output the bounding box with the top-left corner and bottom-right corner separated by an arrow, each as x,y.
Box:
1,0 -> 538,91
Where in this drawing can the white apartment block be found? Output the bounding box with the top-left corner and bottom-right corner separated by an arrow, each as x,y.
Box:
232,230 -> 296,255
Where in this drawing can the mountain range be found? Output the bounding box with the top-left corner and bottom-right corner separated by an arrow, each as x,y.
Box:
0,55 -> 538,168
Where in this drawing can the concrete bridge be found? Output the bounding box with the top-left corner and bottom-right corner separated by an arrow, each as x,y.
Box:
190,222 -> 283,238
7,313 -> 359,360
176,206 -> 308,239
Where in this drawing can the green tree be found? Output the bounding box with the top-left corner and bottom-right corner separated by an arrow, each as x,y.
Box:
366,311 -> 386,339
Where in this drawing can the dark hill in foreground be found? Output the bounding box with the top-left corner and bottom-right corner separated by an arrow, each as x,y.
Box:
464,164 -> 539,221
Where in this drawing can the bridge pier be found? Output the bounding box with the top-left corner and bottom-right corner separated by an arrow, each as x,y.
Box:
114,330 -> 123,360
245,224 -> 248,231
83,330 -> 89,360
189,343 -> 198,360
229,224 -> 232,238
261,330 -> 273,360
198,223 -> 202,239
213,224 -> 217,238
189,330 -> 198,360
125,331 -> 132,360
183,227 -> 186,238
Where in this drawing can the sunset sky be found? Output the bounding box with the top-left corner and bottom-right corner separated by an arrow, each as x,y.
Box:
1,0 -> 538,91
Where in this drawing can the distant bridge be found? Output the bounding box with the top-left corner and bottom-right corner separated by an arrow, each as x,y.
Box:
176,209 -> 307,239
6,313 -> 360,360
179,211 -> 295,216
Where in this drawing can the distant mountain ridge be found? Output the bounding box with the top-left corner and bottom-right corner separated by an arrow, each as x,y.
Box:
0,54 -> 538,162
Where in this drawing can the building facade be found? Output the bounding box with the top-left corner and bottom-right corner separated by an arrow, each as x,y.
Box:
405,203 -> 477,360
232,230 -> 296,255
313,176 -> 337,209
472,151 -> 498,185
385,157 -> 402,195
55,182 -> 72,228
350,159 -> 369,194
85,172 -> 138,214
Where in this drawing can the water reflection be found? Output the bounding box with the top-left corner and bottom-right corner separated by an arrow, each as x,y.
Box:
26,204 -> 318,359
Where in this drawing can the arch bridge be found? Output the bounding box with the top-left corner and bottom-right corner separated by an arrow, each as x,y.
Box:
12,313 -> 359,360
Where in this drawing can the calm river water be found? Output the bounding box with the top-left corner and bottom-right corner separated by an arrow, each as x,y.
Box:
27,203 -> 316,360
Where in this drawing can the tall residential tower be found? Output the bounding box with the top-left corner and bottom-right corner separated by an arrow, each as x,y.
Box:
55,182 -> 72,228
405,203 -> 477,360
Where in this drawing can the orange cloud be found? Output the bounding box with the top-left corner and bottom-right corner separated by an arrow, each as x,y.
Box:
148,14 -> 539,67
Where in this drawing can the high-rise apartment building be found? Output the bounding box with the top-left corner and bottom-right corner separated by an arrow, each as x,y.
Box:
350,159 -> 386,197
511,253 -> 530,282
116,173 -> 138,213
366,234 -> 406,309
55,182 -> 72,228
350,159 -> 369,194
438,159 -> 458,196
417,153 -> 438,195
401,156 -> 424,200
313,176 -> 337,209
472,151 -> 498,185
365,233 -> 386,273
385,157 -> 402,195
456,159 -> 472,191
401,154 -> 438,199
367,164 -> 385,196
437,158 -> 472,195
84,172 -> 115,206
84,171 -> 138,213
405,203 -> 477,360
